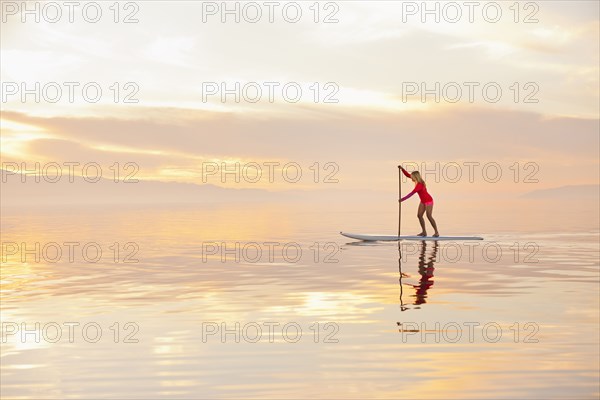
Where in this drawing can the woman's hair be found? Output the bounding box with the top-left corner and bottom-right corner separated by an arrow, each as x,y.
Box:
411,171 -> 425,185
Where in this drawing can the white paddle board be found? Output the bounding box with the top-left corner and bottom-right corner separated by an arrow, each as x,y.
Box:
340,232 -> 483,241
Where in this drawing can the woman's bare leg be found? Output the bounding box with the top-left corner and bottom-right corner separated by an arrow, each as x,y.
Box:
425,204 -> 439,237
417,203 -> 427,236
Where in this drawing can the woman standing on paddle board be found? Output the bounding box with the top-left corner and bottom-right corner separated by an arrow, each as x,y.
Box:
399,166 -> 440,237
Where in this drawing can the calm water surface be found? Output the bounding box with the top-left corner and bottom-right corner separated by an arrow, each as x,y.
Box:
1,200 -> 599,399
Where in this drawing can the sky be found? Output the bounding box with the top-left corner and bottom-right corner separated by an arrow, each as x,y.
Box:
1,0 -> 598,196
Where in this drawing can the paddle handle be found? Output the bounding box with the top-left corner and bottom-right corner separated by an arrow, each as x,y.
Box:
398,165 -> 402,237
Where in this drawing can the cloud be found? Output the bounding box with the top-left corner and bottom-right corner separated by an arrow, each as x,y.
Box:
2,2 -> 598,118
2,105 -> 597,193
4,105 -> 598,160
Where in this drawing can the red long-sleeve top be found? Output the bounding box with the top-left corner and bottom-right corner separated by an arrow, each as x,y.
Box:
401,168 -> 433,203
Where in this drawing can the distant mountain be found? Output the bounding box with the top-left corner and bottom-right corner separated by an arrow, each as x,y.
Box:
521,184 -> 599,199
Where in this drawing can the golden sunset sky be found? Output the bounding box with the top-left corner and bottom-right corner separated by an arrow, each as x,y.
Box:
1,1 -> 598,195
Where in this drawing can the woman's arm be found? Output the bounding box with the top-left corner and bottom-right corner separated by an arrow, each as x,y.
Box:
400,186 -> 418,202
399,166 -> 412,178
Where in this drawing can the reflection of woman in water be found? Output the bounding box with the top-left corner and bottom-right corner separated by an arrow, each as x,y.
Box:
413,241 -> 438,306
399,166 -> 440,237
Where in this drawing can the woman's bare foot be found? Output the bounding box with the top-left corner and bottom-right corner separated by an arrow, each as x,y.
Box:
433,232 -> 440,237
417,232 -> 427,237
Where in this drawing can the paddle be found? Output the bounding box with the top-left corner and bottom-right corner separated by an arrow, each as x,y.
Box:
398,165 -> 402,237
398,165 -> 408,311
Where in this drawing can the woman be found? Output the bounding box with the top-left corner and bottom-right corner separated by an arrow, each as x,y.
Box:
399,166 -> 440,237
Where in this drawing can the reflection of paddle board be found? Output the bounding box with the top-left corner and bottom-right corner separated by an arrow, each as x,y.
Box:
340,232 -> 484,241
